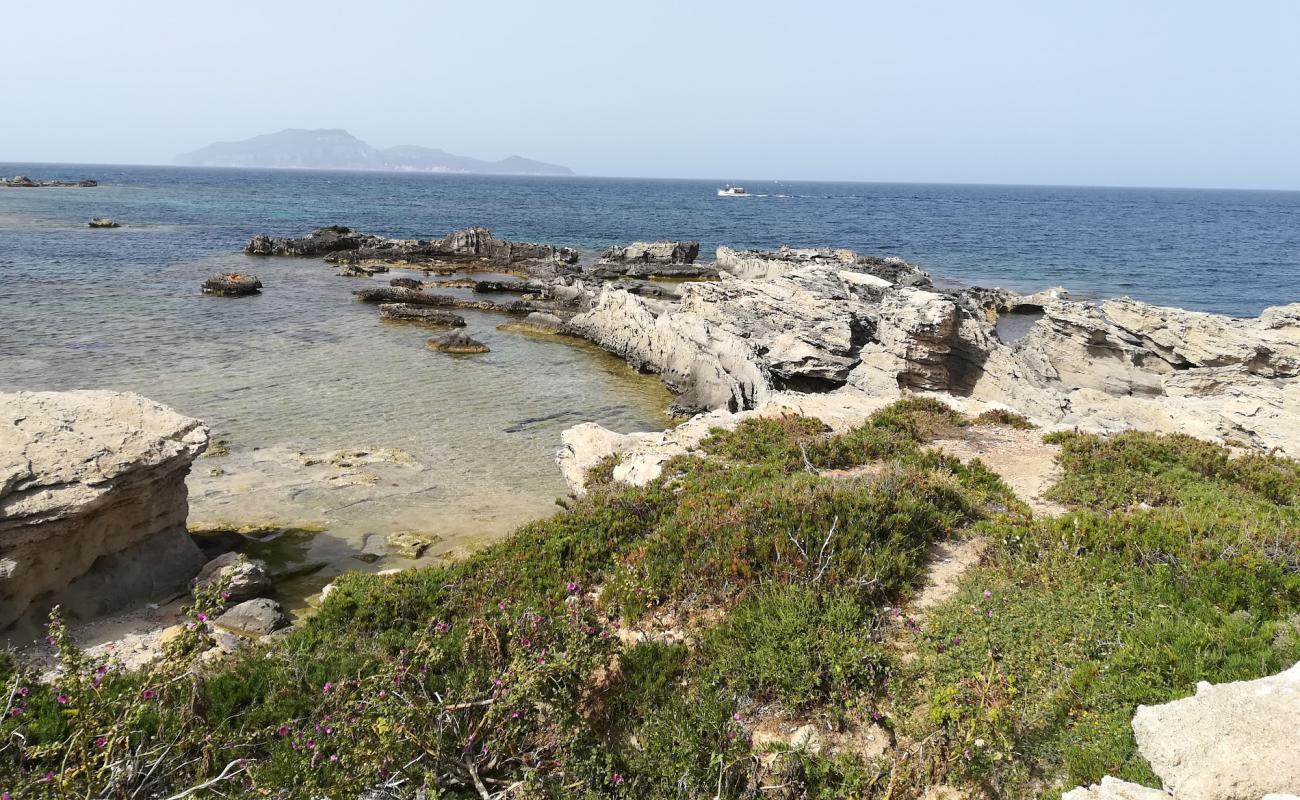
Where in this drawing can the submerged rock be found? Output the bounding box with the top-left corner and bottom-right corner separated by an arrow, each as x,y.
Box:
202,273 -> 262,296
426,331 -> 490,354
498,311 -> 566,335
0,391 -> 208,636
88,217 -> 119,228
354,286 -> 523,313
385,531 -> 437,558
354,533 -> 388,563
473,279 -> 532,293
377,303 -> 467,327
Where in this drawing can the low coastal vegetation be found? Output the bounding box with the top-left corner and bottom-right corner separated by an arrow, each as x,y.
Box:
3,400 -> 1297,799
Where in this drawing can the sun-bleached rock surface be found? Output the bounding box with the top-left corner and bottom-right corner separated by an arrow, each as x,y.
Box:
562,246 -> 1300,454
600,240 -> 700,265
1130,662 -> 1300,800
1062,777 -> 1174,800
1,391 -> 209,636
1062,661 -> 1300,800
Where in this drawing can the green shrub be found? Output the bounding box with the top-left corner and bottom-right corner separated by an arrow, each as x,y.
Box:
701,583 -> 886,708
973,409 -> 1037,429
916,430 -> 1300,797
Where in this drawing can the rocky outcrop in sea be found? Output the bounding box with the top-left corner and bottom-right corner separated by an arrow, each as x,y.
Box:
1,175 -> 97,188
0,391 -> 209,637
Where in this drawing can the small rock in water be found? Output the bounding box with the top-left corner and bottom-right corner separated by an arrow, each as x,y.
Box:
389,277 -> 422,289
498,311 -> 566,335
354,533 -> 389,563
385,531 -> 438,559
88,217 -> 119,228
378,303 -> 466,327
214,598 -> 288,637
202,272 -> 262,296
426,331 -> 490,354
338,262 -> 388,277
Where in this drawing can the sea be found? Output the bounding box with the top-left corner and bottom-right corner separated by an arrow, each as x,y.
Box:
2,163 -> 1298,598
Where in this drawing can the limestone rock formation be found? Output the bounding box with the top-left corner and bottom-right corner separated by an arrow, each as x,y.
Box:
1130,662 -> 1300,800
88,217 -> 119,228
601,240 -> 701,265
715,246 -> 932,287
498,312 -> 566,335
389,277 -> 422,289
1062,777 -> 1172,800
1063,661 -> 1300,800
564,242 -> 1300,456
591,241 -> 714,278
240,225 -> 1300,457
566,256 -> 934,412
1,391 -> 208,636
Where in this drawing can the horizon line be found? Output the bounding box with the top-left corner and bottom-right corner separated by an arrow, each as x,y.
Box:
3,158 -> 1299,195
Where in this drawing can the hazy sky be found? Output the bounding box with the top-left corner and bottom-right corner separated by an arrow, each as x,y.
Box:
4,0 -> 1299,188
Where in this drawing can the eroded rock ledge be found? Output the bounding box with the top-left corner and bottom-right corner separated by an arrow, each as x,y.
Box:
247,225 -> 1300,456
1,391 -> 209,638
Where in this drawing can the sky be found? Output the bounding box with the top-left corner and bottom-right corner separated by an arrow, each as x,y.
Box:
3,0 -> 1299,189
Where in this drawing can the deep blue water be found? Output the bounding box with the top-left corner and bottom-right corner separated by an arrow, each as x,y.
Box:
2,162 -> 1298,316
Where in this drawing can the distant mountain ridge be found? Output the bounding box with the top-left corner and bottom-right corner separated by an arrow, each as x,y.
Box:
174,129 -> 573,175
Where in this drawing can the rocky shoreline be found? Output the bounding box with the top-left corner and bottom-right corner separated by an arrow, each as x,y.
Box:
247,224 -> 1299,457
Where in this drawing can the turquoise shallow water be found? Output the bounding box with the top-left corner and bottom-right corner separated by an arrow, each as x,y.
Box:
1,163 -> 1298,583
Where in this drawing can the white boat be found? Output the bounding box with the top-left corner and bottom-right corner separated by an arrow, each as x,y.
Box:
717,184 -> 748,197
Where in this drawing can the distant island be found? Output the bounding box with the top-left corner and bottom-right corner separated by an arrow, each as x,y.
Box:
173,128 -> 574,176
